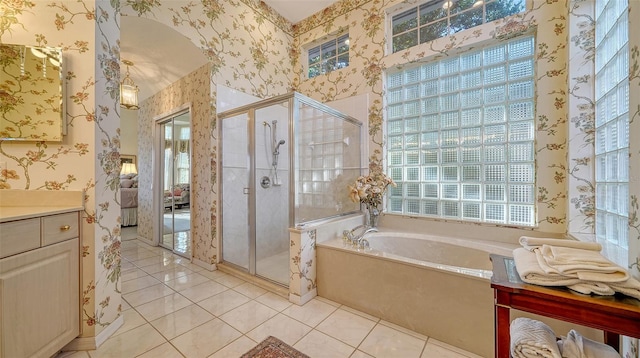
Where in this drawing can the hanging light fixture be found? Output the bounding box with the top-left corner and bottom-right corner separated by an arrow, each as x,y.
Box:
120,59 -> 139,110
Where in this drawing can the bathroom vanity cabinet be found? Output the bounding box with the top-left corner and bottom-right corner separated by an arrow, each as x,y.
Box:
0,205 -> 82,358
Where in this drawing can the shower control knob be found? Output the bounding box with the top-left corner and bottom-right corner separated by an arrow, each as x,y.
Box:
260,176 -> 271,189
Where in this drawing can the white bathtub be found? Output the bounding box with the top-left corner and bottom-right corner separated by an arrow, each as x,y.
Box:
316,231 -> 600,357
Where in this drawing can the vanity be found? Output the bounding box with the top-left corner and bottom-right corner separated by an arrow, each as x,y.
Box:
0,190 -> 83,358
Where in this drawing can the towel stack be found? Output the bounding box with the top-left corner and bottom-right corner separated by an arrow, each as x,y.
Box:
513,237 -> 640,300
510,317 -> 621,358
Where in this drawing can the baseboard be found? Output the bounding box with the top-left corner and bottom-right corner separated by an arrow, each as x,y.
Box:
193,258 -> 216,271
289,288 -> 317,306
62,315 -> 124,351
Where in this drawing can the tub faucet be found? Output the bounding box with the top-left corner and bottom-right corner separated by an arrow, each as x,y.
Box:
343,225 -> 377,249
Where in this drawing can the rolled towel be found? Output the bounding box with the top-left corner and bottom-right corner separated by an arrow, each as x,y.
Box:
514,248 -> 581,286
510,317 -> 562,358
540,245 -> 629,283
519,236 -> 602,252
559,329 -> 621,358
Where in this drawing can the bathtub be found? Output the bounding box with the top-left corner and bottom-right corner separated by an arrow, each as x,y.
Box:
316,231 -> 600,357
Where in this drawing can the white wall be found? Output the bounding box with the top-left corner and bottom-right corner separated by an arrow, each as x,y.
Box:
120,109 -> 139,158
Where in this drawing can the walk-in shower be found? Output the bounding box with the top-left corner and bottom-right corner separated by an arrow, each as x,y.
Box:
219,92 -> 362,286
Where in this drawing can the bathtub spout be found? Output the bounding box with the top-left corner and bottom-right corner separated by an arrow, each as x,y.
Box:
356,227 -> 378,249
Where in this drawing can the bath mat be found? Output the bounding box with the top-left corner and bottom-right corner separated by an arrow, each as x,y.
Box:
241,336 -> 309,358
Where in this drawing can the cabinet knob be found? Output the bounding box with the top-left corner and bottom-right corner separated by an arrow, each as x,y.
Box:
60,225 -> 71,231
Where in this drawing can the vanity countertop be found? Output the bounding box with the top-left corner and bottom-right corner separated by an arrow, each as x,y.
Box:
0,189 -> 84,222
0,206 -> 83,222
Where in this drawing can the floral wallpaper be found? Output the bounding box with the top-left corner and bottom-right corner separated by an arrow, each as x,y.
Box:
290,228 -> 317,302
136,64 -> 214,265
0,0 -> 121,339
121,0 -> 294,266
294,0 -> 570,234
2,0 -> 640,353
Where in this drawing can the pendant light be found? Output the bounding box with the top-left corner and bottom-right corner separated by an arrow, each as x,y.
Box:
120,59 -> 139,110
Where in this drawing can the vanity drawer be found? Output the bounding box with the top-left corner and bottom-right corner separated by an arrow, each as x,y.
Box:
42,212 -> 79,246
0,218 -> 41,258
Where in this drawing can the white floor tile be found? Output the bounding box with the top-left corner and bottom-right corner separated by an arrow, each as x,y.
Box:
179,280 -> 228,302
294,330 -> 355,358
255,291 -> 292,312
121,275 -> 160,294
219,301 -> 278,333
139,261 -> 179,275
214,273 -> 246,288
207,336 -> 257,358
316,308 -> 377,348
122,283 -> 174,307
111,309 -> 146,337
197,289 -> 251,316
350,350 -> 374,358
150,304 -> 214,340
170,318 -> 242,358
151,266 -> 194,282
281,298 -> 338,327
121,268 -> 149,282
424,338 -> 483,358
135,293 -> 192,321
378,320 -> 429,341
233,282 -> 268,299
136,342 -> 184,358
421,341 -> 470,358
245,313 -> 312,346
165,273 -> 210,291
359,324 -> 426,358
197,269 -> 229,281
89,324 -> 165,358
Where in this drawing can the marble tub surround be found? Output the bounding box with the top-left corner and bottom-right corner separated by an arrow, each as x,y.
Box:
317,234 -> 603,357
289,214 -> 363,305
0,189 -> 84,221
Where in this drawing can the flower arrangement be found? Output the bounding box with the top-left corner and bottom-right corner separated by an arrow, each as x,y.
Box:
348,157 -> 396,209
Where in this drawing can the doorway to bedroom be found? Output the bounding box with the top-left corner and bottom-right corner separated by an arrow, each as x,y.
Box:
157,109 -> 191,258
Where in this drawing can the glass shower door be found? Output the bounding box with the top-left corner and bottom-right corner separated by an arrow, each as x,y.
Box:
254,104 -> 290,286
221,113 -> 250,270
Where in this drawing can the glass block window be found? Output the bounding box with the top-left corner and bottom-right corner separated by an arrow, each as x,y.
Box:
307,33 -> 349,79
386,35 -> 536,226
389,0 -> 525,54
595,0 -> 629,249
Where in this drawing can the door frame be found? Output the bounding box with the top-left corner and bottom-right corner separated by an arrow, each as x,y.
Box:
152,103 -> 192,256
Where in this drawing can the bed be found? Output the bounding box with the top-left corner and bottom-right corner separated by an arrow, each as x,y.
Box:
120,174 -> 138,226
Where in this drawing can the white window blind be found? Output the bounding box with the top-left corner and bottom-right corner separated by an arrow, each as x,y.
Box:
385,35 -> 536,226
595,0 -> 629,248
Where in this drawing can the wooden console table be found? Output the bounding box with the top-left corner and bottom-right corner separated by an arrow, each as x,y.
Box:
490,254 -> 640,358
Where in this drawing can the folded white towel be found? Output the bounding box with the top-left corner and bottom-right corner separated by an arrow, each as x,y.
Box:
559,329 -> 621,358
519,236 -> 602,252
514,248 -> 640,300
514,248 -> 581,286
609,276 -> 640,300
540,245 -> 629,283
510,317 -> 562,358
566,281 -> 616,296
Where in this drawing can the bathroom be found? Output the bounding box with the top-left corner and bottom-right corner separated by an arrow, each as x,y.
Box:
1,0 -> 639,357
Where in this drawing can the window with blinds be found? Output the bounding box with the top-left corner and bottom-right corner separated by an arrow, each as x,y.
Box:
595,0 -> 629,248
385,35 -> 536,226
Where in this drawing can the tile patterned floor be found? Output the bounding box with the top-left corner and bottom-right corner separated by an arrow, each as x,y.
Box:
58,227 -> 482,358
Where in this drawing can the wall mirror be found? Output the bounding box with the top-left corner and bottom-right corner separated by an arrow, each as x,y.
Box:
0,43 -> 64,142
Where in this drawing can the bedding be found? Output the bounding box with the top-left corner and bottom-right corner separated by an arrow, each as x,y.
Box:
121,174 -> 138,226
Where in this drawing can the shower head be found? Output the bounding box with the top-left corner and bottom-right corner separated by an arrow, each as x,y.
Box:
274,139 -> 285,155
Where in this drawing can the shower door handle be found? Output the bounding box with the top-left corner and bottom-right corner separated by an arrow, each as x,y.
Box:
243,188 -> 250,195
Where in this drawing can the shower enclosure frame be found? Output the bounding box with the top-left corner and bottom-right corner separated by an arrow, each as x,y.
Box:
218,91 -> 362,284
